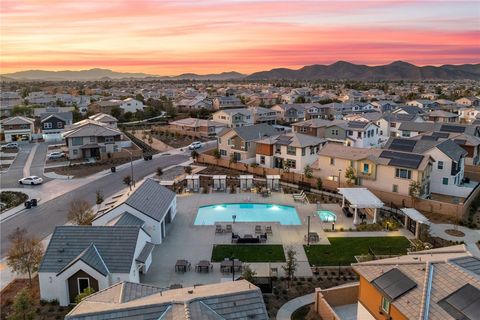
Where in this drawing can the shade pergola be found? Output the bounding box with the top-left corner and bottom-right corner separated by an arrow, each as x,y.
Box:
239,175 -> 254,190
266,175 -> 281,191
338,188 -> 384,224
186,175 -> 200,192
401,208 -> 429,238
213,175 -> 227,191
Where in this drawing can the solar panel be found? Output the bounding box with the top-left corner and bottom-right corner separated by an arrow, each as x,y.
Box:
275,135 -> 292,145
380,150 -> 424,169
454,139 -> 467,145
420,135 -> 439,141
389,139 -> 416,152
432,132 -> 450,138
440,124 -> 466,133
451,257 -> 480,276
440,284 -> 480,320
371,268 -> 417,301
347,121 -> 367,129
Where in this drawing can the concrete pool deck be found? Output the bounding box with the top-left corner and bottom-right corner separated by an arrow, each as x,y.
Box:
141,191 -> 401,289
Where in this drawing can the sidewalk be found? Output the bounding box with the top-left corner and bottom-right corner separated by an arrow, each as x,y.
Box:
429,223 -> 480,257
276,293 -> 315,320
0,188 -> 41,222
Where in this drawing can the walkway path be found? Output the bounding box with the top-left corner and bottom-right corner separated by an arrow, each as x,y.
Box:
429,223 -> 480,257
276,293 -> 315,320
22,143 -> 38,177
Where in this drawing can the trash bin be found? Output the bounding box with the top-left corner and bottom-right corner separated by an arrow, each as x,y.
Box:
30,199 -> 38,207
111,167 -> 116,173
144,156 -> 149,161
24,201 -> 31,209
148,155 -> 153,160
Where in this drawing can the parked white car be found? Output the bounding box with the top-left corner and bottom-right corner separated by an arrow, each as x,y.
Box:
1,142 -> 19,150
19,176 -> 43,185
47,152 -> 66,160
188,141 -> 203,150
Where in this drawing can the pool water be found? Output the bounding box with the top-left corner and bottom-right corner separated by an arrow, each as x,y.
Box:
194,203 -> 301,225
317,210 -> 337,222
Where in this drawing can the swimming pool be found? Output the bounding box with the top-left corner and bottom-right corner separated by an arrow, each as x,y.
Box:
317,210 -> 337,222
194,203 -> 301,225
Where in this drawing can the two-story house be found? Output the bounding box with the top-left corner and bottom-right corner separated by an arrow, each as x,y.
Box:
121,98 -> 144,113
458,107 -> 480,123
456,96 -> 480,107
88,113 -> 119,128
385,137 -> 471,198
271,104 -> 306,123
377,113 -> 424,139
248,106 -> 277,125
316,143 -> 433,197
212,96 -> 245,110
1,116 -> 35,142
427,110 -> 459,123
255,132 -> 326,173
169,118 -> 227,137
212,108 -> 254,128
40,112 -> 73,141
344,121 -> 381,148
62,119 -> 128,160
291,119 -> 345,138
217,123 -> 278,162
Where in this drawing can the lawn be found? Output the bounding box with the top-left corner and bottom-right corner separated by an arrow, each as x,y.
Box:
211,245 -> 286,262
304,237 -> 411,266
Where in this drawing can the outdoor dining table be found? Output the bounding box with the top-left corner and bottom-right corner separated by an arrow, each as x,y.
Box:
196,260 -> 212,272
220,259 -> 243,273
175,260 -> 189,272
306,232 -> 320,243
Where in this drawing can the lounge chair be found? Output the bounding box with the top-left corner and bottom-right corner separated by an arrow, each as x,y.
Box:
215,224 -> 223,234
226,225 -> 232,233
231,233 -> 239,243
342,207 -> 353,218
255,225 -> 262,234
259,233 -> 267,243
294,194 -> 307,202
292,190 -> 304,197
266,226 -> 273,234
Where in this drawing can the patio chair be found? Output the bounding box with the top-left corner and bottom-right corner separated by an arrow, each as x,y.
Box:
265,226 -> 273,234
255,225 -> 262,234
292,190 -> 304,197
215,224 -> 223,234
225,224 -> 232,233
294,194 -> 307,202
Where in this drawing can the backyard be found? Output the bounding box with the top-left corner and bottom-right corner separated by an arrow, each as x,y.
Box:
304,236 -> 411,266
211,244 -> 286,262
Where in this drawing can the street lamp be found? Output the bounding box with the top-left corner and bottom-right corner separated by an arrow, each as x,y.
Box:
230,255 -> 235,282
124,149 -> 135,188
306,215 -> 311,247
338,169 -> 342,188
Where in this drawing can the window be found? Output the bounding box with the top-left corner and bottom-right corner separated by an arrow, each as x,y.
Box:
438,161 -> 444,170
357,132 -> 362,138
57,122 -> 63,128
402,131 -> 411,137
244,142 -> 249,151
220,149 -> 227,156
77,278 -> 90,295
260,156 -> 265,165
43,122 -> 52,129
301,148 -> 306,156
286,159 -> 296,169
275,145 -> 281,154
330,157 -> 335,165
73,149 -> 78,155
72,137 -> 83,146
113,145 -> 118,152
90,136 -> 96,143
443,177 -> 449,185
105,136 -> 114,143
101,146 -> 106,153
395,168 -> 412,179
363,163 -> 369,173
287,146 -> 296,155
381,297 -> 390,314
392,184 -> 398,193
299,127 -> 307,133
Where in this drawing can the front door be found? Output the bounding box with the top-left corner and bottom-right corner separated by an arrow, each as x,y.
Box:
67,270 -> 99,303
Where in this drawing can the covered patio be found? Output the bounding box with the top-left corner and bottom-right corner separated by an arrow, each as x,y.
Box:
401,208 -> 429,238
338,188 -> 384,225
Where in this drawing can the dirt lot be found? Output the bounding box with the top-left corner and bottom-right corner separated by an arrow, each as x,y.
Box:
1,276 -> 72,320
45,156 -> 141,178
196,164 -> 246,177
264,267 -> 358,319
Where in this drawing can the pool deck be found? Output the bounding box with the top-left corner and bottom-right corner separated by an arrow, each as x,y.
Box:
141,191 -> 396,289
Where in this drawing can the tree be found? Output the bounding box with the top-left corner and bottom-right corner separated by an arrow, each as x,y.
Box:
111,107 -> 122,120
7,288 -> 35,320
6,228 -> 43,285
304,165 -> 313,179
409,181 -> 421,208
123,175 -> 132,190
282,247 -> 297,288
68,199 -> 95,225
135,93 -> 145,103
316,177 -> 323,190
191,150 -> 199,161
95,190 -> 104,206
184,166 -> 192,174
75,287 -> 96,304
213,149 -> 221,159
241,264 -> 257,283
282,159 -> 290,173
156,167 -> 163,176
344,166 -> 356,185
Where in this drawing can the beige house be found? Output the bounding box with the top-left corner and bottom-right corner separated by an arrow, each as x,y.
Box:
217,123 -> 278,162
315,144 -> 433,197
1,116 -> 35,142
212,108 -> 254,128
169,118 -> 227,137
63,119 -> 129,160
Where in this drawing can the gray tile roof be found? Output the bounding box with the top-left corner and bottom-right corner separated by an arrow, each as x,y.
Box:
125,179 -> 176,222
40,112 -> 73,122
437,139 -> 468,162
120,282 -> 164,303
58,244 -> 109,276
39,226 -> 141,274
135,242 -> 154,263
230,123 -> 278,142
114,211 -> 145,227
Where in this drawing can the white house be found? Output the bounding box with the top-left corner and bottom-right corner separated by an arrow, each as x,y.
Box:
212,108 -> 254,128
38,225 -> 153,306
121,98 -> 144,113
255,132 -> 326,172
92,179 -> 176,244
1,116 -> 35,142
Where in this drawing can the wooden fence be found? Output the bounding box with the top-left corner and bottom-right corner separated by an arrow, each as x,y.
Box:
197,153 -> 479,218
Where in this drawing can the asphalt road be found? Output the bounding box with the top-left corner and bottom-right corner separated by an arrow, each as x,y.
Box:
0,153 -> 189,257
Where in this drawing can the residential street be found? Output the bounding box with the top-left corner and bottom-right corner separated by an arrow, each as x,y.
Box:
0,153 -> 189,257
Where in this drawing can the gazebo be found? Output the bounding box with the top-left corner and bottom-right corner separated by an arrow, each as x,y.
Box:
401,208 -> 429,238
266,175 -> 281,191
213,175 -> 227,192
338,188 -> 384,224
186,175 -> 200,192
239,175 -> 254,190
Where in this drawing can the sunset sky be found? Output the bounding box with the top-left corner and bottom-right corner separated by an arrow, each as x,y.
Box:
1,0 -> 479,75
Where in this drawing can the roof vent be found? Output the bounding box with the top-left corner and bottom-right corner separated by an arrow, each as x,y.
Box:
188,290 -> 194,294
57,259 -> 63,262
58,248 -> 64,253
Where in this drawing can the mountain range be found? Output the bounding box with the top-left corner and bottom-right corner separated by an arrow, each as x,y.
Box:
2,61 -> 480,81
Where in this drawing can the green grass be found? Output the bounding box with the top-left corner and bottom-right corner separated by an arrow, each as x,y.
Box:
304,237 -> 411,266
291,304 -> 313,320
211,245 -> 285,262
